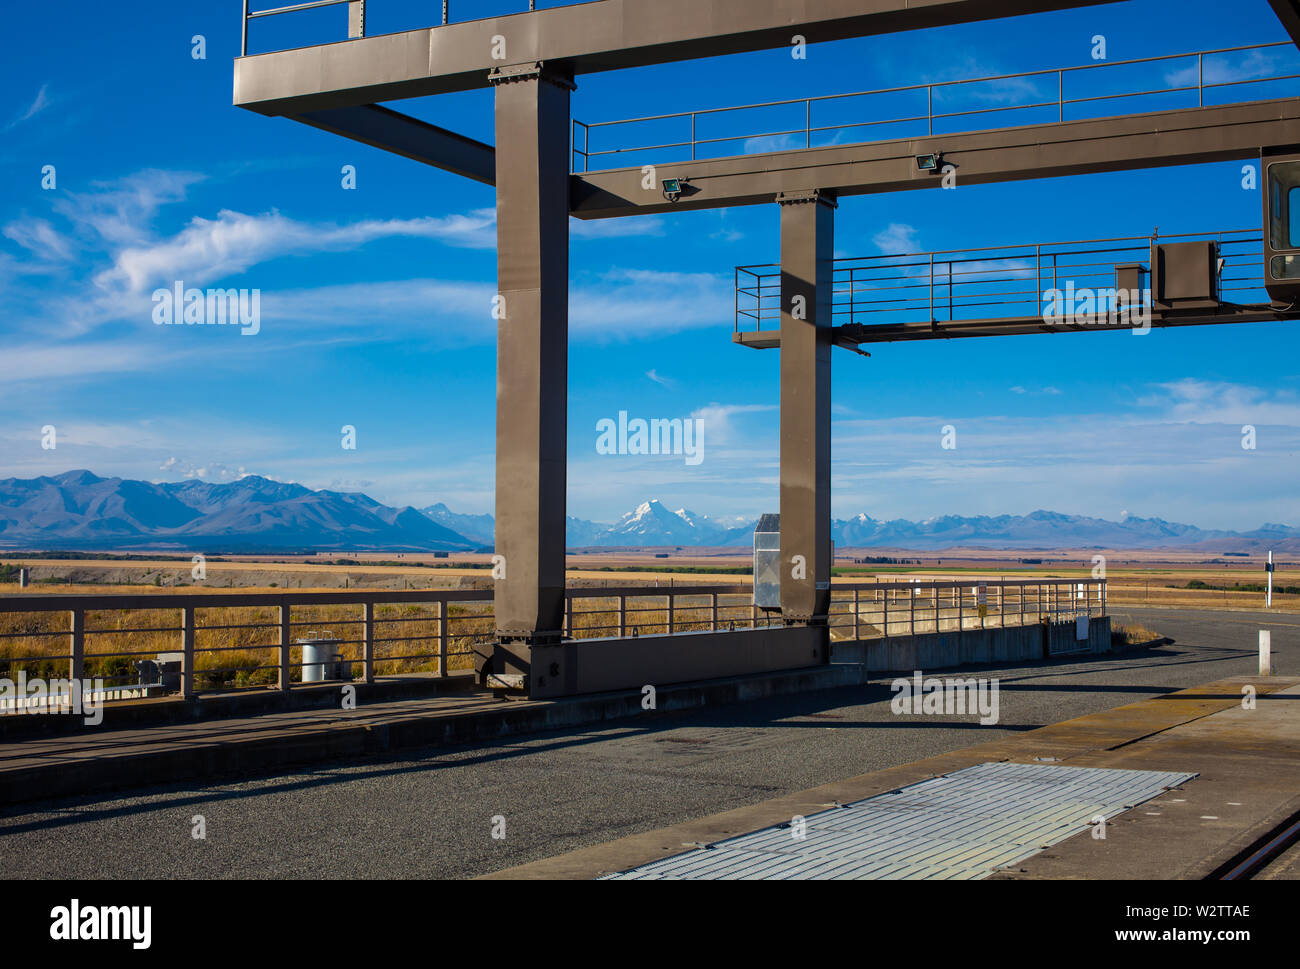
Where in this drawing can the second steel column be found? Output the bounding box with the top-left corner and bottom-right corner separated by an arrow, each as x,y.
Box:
777,190 -> 835,631
487,62 -> 574,687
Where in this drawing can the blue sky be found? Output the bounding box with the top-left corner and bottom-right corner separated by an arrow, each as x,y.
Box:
2,0 -> 1298,530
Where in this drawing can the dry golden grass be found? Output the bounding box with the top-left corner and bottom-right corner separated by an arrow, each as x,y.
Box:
1112,622 -> 1163,646
2,556 -> 1288,692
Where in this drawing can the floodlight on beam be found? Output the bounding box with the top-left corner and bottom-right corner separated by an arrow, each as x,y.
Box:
915,152 -> 943,173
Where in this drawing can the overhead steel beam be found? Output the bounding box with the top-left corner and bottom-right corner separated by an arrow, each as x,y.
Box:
571,99 -> 1300,219
296,104 -> 496,185
1269,0 -> 1300,48
734,305 -> 1298,349
233,0 -> 1111,115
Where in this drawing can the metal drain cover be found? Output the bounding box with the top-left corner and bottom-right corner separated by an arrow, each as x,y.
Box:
602,761 -> 1196,880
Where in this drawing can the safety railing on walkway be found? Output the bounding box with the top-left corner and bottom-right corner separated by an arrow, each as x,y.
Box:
241,0 -> 556,57
827,578 -> 1106,642
573,42 -> 1298,171
735,230 -> 1264,333
0,579 -> 1103,700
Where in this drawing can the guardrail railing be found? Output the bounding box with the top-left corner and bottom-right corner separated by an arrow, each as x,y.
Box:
241,0 -> 554,57
0,579 -> 1103,702
573,42 -> 1298,172
735,230 -> 1264,333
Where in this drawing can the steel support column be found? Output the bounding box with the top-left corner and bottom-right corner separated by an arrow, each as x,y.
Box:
486,62 -> 574,687
778,190 -> 835,629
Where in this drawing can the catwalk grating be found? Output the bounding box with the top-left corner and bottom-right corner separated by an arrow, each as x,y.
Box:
602,761 -> 1197,880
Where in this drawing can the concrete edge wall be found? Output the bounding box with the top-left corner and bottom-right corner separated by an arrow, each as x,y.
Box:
531,625 -> 828,698
832,616 -> 1112,676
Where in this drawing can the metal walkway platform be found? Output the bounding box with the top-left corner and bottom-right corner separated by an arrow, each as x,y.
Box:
602,761 -> 1197,880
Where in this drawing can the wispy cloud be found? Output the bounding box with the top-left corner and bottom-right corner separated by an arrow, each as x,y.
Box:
98,208 -> 499,295
5,84 -> 50,131
872,223 -> 919,254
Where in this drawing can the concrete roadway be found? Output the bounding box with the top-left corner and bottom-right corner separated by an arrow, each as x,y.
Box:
0,606 -> 1292,879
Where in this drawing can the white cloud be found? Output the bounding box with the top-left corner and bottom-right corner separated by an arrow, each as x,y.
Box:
3,217 -> 74,263
872,223 -> 919,254
5,84 -> 50,130
159,457 -> 251,481
1138,378 -> 1300,426
98,208 -> 499,295
53,170 -> 206,247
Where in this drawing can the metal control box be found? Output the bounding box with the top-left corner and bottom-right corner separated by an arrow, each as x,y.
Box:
753,513 -> 781,610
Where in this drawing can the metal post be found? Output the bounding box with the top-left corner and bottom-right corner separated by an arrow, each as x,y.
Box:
348,0 -> 366,39
667,594 -> 675,635
778,189 -> 835,641
181,605 -> 195,698
883,586 -> 889,638
69,609 -> 84,682
927,85 -> 933,136
438,600 -> 449,677
910,586 -> 915,637
488,62 -> 574,688
442,0 -> 449,25
929,253 -> 935,320
363,601 -> 375,684
241,0 -> 250,57
278,603 -> 291,692
618,595 -> 627,637
692,112 -> 697,160
711,592 -> 718,632
1198,53 -> 1203,107
1058,69 -> 1064,122
854,587 -> 860,640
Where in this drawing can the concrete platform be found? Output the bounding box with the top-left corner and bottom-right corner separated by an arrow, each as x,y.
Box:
483,676 -> 1300,879
0,663 -> 848,805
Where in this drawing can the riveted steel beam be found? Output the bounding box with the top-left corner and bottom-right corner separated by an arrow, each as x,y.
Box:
295,104 -> 496,185
571,99 -> 1300,218
234,0 -> 1110,115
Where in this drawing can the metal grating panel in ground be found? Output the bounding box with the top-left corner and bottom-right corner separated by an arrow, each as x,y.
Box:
602,761 -> 1197,880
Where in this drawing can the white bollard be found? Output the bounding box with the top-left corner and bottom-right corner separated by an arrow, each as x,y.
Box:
1259,630 -> 1272,676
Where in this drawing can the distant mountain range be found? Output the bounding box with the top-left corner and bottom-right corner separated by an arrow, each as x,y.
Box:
0,470 -> 471,552
1,471 -> 1296,552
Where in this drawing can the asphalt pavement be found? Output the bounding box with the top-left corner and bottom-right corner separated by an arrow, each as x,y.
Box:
0,606 -> 1290,879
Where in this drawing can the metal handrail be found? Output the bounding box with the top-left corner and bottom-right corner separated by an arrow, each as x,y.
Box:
241,0 -> 542,57
0,578 -> 1103,698
735,229 -> 1265,332
573,41 -> 1296,172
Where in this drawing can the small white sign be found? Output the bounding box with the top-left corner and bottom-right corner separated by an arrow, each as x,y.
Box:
1076,615 -> 1089,641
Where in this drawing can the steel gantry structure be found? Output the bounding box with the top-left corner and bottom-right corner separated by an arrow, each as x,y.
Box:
235,0 -> 1300,698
